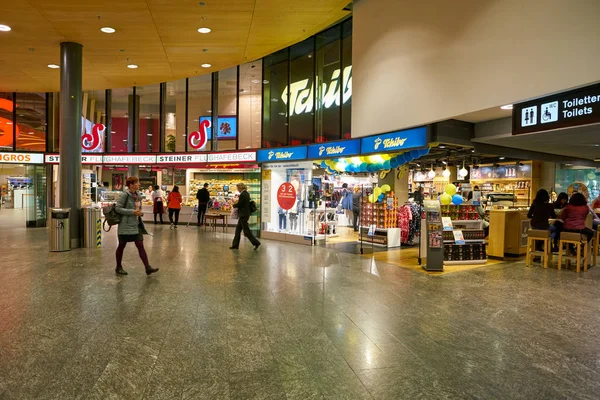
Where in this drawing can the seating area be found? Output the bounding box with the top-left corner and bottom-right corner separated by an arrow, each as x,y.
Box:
526,228 -> 599,272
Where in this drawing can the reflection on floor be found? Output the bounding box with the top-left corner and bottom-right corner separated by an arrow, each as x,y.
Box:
0,207 -> 28,229
325,226 -> 506,274
2,221 -> 600,399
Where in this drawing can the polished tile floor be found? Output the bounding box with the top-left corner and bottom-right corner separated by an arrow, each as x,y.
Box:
2,209 -> 600,399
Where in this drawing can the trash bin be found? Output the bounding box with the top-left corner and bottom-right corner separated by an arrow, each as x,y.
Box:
49,208 -> 70,252
82,206 -> 102,248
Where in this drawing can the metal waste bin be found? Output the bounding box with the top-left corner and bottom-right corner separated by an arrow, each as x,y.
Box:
49,208 -> 70,252
82,206 -> 102,248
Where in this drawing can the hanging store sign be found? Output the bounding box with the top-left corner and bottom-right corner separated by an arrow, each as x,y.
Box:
307,139 -> 360,159
81,123 -> 105,152
513,82 -> 600,135
45,154 -> 103,164
103,155 -> 157,164
361,126 -> 428,154
256,146 -> 308,163
0,152 -> 44,164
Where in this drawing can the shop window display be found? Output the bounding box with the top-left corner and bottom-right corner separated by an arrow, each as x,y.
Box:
16,92 -> 46,152
0,92 -> 15,151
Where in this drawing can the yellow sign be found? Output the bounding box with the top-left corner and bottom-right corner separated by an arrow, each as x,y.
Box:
262,169 -> 272,180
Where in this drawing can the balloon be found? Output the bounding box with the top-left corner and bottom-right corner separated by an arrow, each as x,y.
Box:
378,194 -> 385,202
320,161 -> 327,168
381,184 -> 391,193
335,162 -> 347,171
368,155 -> 384,163
398,153 -> 408,164
381,154 -> 392,161
383,160 -> 391,170
452,194 -> 464,205
440,193 -> 452,205
349,157 -> 361,165
445,184 -> 457,196
359,162 -> 367,171
374,187 -> 382,197
368,194 -> 375,203
390,157 -> 400,169
409,150 -> 420,159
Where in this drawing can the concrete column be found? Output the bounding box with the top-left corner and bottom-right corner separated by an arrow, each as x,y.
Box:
127,93 -> 140,177
211,72 -> 219,151
59,42 -> 83,248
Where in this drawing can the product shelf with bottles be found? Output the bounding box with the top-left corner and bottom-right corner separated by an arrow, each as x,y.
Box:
440,204 -> 487,265
358,194 -> 401,247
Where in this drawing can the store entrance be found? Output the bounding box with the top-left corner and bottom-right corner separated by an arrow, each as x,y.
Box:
0,163 -> 47,228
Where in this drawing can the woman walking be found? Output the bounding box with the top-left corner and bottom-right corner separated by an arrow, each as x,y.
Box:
114,176 -> 159,276
152,185 -> 165,224
167,185 -> 183,229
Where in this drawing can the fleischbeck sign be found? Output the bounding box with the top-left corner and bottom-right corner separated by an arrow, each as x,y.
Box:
512,82 -> 600,135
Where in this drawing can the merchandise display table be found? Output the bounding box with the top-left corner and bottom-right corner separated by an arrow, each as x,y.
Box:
205,211 -> 229,232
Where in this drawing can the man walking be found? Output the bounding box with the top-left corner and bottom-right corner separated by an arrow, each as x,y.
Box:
230,183 -> 261,250
196,183 -> 210,226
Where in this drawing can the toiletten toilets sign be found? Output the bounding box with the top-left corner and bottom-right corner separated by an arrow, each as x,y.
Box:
513,82 -> 600,135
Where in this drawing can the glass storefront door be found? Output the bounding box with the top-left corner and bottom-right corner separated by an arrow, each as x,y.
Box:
25,165 -> 47,227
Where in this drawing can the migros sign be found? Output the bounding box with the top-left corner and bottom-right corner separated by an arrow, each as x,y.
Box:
0,152 -> 44,164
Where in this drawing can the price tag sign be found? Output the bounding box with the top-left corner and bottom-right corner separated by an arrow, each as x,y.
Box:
277,182 -> 297,210
442,217 -> 453,231
453,230 -> 465,245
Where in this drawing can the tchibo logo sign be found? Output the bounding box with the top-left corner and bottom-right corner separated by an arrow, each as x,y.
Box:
281,66 -> 352,116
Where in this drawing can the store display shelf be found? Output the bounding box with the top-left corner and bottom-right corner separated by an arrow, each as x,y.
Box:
450,220 -> 483,224
357,239 -> 400,248
444,239 -> 486,243
444,259 -> 487,265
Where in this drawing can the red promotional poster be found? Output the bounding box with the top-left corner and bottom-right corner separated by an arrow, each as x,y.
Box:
277,182 -> 297,210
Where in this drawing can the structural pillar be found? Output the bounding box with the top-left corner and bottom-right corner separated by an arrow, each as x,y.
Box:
59,42 -> 83,248
211,72 -> 219,151
127,93 -> 140,177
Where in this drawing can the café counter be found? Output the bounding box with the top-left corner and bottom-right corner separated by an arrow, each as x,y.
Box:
488,209 -> 530,259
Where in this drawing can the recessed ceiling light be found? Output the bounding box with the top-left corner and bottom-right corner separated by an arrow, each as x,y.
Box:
251,79 -> 260,84
500,104 -> 513,110
47,64 -> 60,69
198,1 -> 207,5
201,63 -> 211,68
198,27 -> 211,34
263,80 -> 269,84
0,25 -> 11,32
100,27 -> 116,34
127,64 -> 138,69
499,157 -> 505,160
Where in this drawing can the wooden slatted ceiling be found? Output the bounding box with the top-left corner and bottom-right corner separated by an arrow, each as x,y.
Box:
0,0 -> 350,92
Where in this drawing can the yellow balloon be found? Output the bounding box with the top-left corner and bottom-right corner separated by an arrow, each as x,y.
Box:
445,184 -> 457,196
349,157 -> 361,165
374,187 -> 382,197
381,184 -> 391,193
440,193 -> 452,205
359,156 -> 367,163
381,154 -> 392,161
368,194 -> 375,203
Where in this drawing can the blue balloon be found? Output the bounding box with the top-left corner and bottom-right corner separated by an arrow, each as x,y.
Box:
419,147 -> 430,157
398,153 -> 408,164
359,162 -> 367,171
320,161 -> 327,168
452,194 -> 463,205
383,160 -> 391,170
390,157 -> 400,168
409,150 -> 420,159
378,194 -> 385,202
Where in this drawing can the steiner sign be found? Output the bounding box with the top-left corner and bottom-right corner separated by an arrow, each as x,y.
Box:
277,182 -> 297,210
361,126 -> 428,154
513,82 -> 600,135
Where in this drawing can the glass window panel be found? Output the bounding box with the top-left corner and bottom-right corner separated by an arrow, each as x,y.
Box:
342,19 -> 353,139
110,87 -> 132,153
239,61 -> 262,149
316,25 -> 341,142
289,38 -> 315,145
82,90 -> 106,153
165,79 -> 186,152
137,84 -> 160,153
217,67 -> 238,151
16,92 -> 46,152
262,49 -> 289,148
0,92 -> 14,151
187,75 -> 212,152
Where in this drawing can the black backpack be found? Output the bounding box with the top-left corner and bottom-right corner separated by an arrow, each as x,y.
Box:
102,203 -> 121,232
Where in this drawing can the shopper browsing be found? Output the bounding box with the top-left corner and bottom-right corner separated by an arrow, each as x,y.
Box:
352,186 -> 361,232
196,183 -> 210,226
114,176 -> 159,276
167,185 -> 183,229
230,183 -> 261,250
151,185 -> 165,224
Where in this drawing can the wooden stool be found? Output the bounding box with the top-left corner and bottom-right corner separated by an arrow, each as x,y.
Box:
557,232 -> 590,272
526,229 -> 552,268
593,228 -> 599,266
